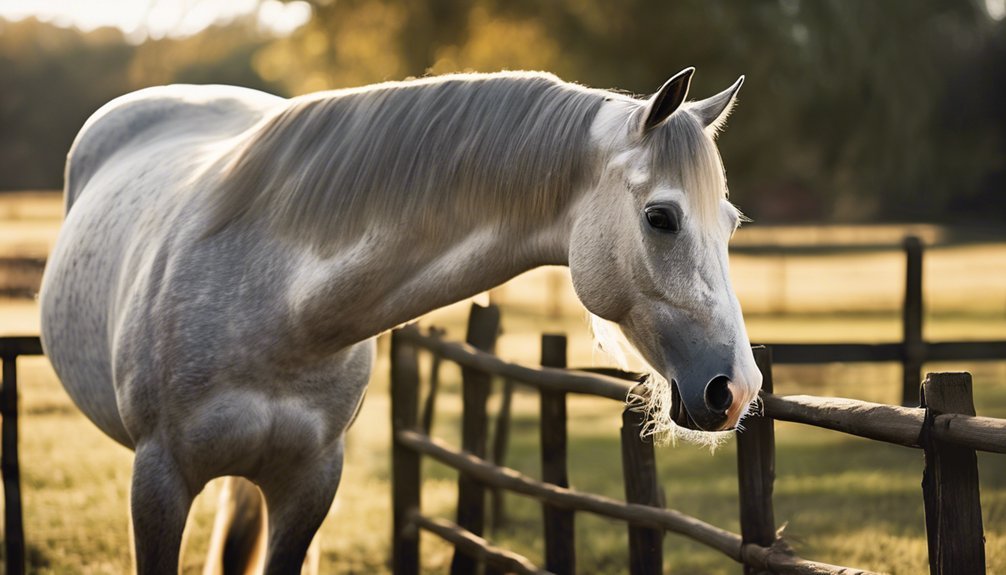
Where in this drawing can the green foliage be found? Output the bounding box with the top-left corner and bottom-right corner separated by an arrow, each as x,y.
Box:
0,17 -> 282,191
2,1 -> 1004,222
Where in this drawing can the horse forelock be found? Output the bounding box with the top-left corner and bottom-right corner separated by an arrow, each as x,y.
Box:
641,106 -> 737,239
209,71 -> 607,251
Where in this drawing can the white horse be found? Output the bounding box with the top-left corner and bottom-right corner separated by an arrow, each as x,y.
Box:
39,68 -> 761,573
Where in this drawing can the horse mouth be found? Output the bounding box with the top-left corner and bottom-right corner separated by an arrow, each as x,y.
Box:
670,380 -> 700,430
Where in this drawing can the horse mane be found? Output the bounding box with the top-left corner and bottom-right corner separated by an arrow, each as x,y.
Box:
209,71 -> 608,250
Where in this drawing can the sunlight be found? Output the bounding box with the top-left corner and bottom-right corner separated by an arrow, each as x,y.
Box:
988,0 -> 1006,20
257,0 -> 311,36
0,0 -> 311,40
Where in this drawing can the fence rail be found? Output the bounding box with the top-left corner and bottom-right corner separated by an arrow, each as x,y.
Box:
390,304 -> 1006,574
758,236 -> 1006,406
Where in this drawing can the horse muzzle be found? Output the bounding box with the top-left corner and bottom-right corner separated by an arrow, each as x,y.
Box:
670,374 -> 736,431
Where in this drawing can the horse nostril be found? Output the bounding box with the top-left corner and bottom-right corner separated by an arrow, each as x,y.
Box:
704,375 -> 733,413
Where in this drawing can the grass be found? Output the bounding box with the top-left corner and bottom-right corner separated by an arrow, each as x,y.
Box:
3,192 -> 1006,573
9,305 -> 1006,574
410,353 -> 1006,575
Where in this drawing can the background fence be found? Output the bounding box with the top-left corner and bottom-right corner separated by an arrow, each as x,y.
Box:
0,336 -> 43,575
734,236 -> 1006,406
390,303 -> 1006,574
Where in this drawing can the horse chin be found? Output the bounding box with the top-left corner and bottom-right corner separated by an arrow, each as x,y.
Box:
669,380 -> 700,431
635,374 -> 734,451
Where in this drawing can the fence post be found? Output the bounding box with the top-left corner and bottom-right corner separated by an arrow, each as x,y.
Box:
920,372 -> 985,575
391,328 -> 422,575
489,377 -> 513,532
420,328 -> 445,436
2,354 -> 25,575
540,334 -> 575,574
621,388 -> 663,575
451,304 -> 501,575
902,236 -> 924,406
736,346 -> 776,574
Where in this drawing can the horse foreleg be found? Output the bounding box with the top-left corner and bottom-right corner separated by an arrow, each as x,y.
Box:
259,440 -> 344,575
130,441 -> 197,575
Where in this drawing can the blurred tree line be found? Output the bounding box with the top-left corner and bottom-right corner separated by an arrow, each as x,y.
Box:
2,0 -> 1004,223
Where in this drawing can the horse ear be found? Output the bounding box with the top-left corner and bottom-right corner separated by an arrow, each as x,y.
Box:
641,68 -> 694,133
692,75 -> 744,134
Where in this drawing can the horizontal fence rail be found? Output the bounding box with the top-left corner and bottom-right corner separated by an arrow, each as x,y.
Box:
400,324 -> 1006,455
762,393 -> 1006,453
396,326 -> 634,401
737,236 -> 1006,407
390,304 -> 1006,575
396,428 -> 870,575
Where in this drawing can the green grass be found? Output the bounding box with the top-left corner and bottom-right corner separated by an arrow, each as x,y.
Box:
9,308 -> 1006,574
3,195 -> 1006,574
430,365 -> 1006,575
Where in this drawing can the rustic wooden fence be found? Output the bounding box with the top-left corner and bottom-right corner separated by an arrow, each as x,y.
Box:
743,236 -> 1006,406
390,304 -> 1006,574
0,336 -> 42,575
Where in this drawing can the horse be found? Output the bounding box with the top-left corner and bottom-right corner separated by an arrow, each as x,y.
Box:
39,67 -> 761,573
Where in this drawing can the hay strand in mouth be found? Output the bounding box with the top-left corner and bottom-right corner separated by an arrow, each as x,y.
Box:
627,374 -> 733,452
589,313 -> 735,451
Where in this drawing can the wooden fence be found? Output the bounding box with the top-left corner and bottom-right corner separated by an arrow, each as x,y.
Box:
0,336 -> 42,575
390,303 -> 1006,574
751,236 -> 1006,406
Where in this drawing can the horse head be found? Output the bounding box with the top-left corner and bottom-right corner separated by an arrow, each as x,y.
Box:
570,68 -> 760,436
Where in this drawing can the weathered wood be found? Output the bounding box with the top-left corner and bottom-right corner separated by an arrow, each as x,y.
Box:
451,303 -> 501,574
932,413 -> 1006,454
390,327 -> 422,575
902,236 -> 925,406
403,326 -> 1006,403
761,340 -> 1006,365
396,430 -> 874,574
759,343 -> 902,365
737,346 -> 776,575
2,354 -> 25,575
920,372 -> 985,575
396,328 -> 633,401
749,391 -> 1005,454
621,396 -> 663,575
729,243 -> 902,256
0,339 -> 42,575
739,543 -> 879,575
540,335 -> 574,575
420,328 -> 445,435
409,511 -> 550,575
761,393 -> 925,448
489,377 -> 514,532
0,337 -> 43,356
398,428 -> 741,558
927,340 -> 1006,362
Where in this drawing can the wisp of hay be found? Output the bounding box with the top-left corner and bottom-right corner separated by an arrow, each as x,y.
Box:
589,313 -> 737,451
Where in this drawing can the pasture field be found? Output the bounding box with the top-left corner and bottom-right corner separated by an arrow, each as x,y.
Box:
2,191 -> 1006,573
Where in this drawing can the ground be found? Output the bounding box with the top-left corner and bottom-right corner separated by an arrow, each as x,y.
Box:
2,191 -> 1005,574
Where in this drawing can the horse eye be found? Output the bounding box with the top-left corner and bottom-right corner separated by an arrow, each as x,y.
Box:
644,206 -> 680,233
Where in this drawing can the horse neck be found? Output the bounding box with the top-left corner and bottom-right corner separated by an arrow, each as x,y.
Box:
287,188 -> 582,352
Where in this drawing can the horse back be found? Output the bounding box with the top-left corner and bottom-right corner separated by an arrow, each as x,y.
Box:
43,85 -> 284,446
64,84 -> 283,214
